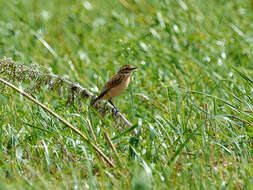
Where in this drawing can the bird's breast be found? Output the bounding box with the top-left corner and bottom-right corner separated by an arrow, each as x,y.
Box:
104,75 -> 130,99
121,75 -> 130,89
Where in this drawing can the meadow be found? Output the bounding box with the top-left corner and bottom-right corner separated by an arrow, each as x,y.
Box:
0,0 -> 252,189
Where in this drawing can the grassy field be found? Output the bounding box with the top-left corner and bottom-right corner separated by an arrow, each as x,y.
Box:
0,0 -> 253,189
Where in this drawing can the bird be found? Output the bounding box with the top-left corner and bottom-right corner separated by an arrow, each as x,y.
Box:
91,64 -> 137,112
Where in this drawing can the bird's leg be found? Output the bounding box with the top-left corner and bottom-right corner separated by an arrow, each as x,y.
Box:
108,99 -> 119,114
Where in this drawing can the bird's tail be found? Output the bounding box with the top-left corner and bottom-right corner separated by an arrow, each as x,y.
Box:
91,89 -> 108,106
91,96 -> 99,106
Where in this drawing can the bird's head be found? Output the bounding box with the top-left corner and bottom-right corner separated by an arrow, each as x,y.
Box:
118,64 -> 137,74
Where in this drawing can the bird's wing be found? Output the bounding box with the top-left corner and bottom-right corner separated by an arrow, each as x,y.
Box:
96,74 -> 124,100
103,74 -> 124,91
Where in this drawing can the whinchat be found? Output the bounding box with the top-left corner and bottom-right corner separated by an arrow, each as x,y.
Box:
91,64 -> 137,112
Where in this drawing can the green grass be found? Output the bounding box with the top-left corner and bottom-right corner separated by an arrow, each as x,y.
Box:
0,0 -> 253,189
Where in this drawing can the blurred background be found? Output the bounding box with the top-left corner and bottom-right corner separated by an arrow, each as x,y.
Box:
0,0 -> 252,189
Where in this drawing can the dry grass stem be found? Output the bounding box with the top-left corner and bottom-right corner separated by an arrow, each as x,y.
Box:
0,77 -> 115,167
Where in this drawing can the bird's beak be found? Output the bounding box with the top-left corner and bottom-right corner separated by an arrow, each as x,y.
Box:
131,67 -> 137,70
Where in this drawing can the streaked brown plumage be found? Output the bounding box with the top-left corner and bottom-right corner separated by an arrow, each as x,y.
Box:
91,64 -> 137,111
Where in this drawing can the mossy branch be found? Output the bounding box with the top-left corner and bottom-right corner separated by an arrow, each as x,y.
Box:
0,57 -> 132,127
